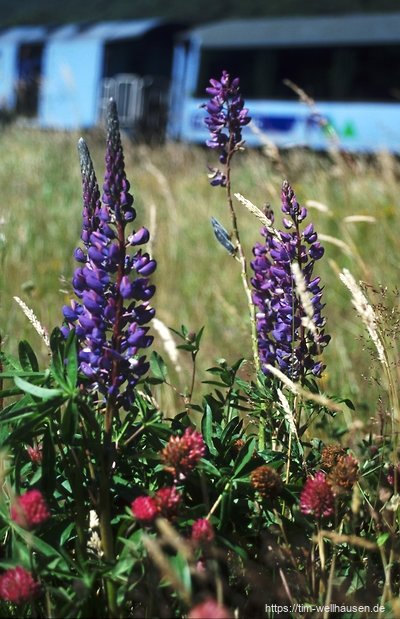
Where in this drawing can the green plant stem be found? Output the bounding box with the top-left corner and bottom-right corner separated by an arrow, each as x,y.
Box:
206,480 -> 231,519
284,394 -> 298,484
323,549 -> 337,619
225,140 -> 263,449
98,397 -> 118,618
185,349 -> 198,408
379,545 -> 394,608
225,144 -> 260,378
54,431 -> 87,559
258,421 -> 265,452
69,446 -> 88,557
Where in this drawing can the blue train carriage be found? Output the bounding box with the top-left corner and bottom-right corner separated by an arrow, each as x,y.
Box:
38,19 -> 185,134
0,25 -> 48,118
168,13 -> 400,152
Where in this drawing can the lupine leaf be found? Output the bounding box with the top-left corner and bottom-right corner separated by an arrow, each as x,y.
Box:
14,376 -> 63,400
12,524 -> 64,560
18,340 -> 39,372
211,217 -> 236,255
50,327 -> 70,390
64,331 -> 78,388
60,399 -> 78,443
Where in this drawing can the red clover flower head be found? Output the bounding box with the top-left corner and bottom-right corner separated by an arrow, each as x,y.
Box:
131,487 -> 182,523
161,427 -> 206,480
300,471 -> 335,520
189,598 -> 233,619
191,518 -> 214,545
62,99 -> 156,410
26,444 -> 43,465
203,70 -> 251,186
11,489 -> 50,529
131,496 -> 158,524
155,486 -> 182,519
0,567 -> 39,603
251,182 -> 330,381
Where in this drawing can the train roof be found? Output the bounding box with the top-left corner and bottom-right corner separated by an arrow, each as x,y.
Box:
182,13 -> 400,47
0,25 -> 49,42
46,19 -> 163,41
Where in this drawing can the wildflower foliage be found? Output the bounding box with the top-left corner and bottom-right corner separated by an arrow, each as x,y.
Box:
0,83 -> 399,618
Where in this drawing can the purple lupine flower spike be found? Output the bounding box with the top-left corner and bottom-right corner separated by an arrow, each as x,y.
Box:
203,70 -> 251,185
251,182 -> 330,381
63,99 -> 156,410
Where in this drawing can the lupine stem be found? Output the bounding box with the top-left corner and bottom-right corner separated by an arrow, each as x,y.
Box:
225,146 -> 261,377
225,143 -> 264,449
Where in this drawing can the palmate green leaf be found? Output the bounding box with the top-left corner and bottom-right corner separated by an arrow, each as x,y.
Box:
14,375 -> 63,400
0,369 -> 47,381
0,393 -> 42,422
18,340 -> 39,372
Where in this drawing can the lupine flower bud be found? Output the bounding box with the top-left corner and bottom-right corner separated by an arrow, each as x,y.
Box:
0,567 -> 39,603
161,428 -> 206,480
62,100 -> 156,409
250,465 -> 283,500
11,489 -> 50,529
300,471 -> 335,520
251,182 -> 330,381
191,518 -> 215,544
189,598 -> 233,619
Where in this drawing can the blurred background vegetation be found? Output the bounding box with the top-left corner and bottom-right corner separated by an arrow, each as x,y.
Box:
0,0 -> 399,27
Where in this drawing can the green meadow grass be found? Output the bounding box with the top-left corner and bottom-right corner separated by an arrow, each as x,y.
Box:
0,125 -> 399,418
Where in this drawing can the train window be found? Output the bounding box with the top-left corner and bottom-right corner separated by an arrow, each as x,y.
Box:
16,43 -> 44,116
196,45 -> 400,102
